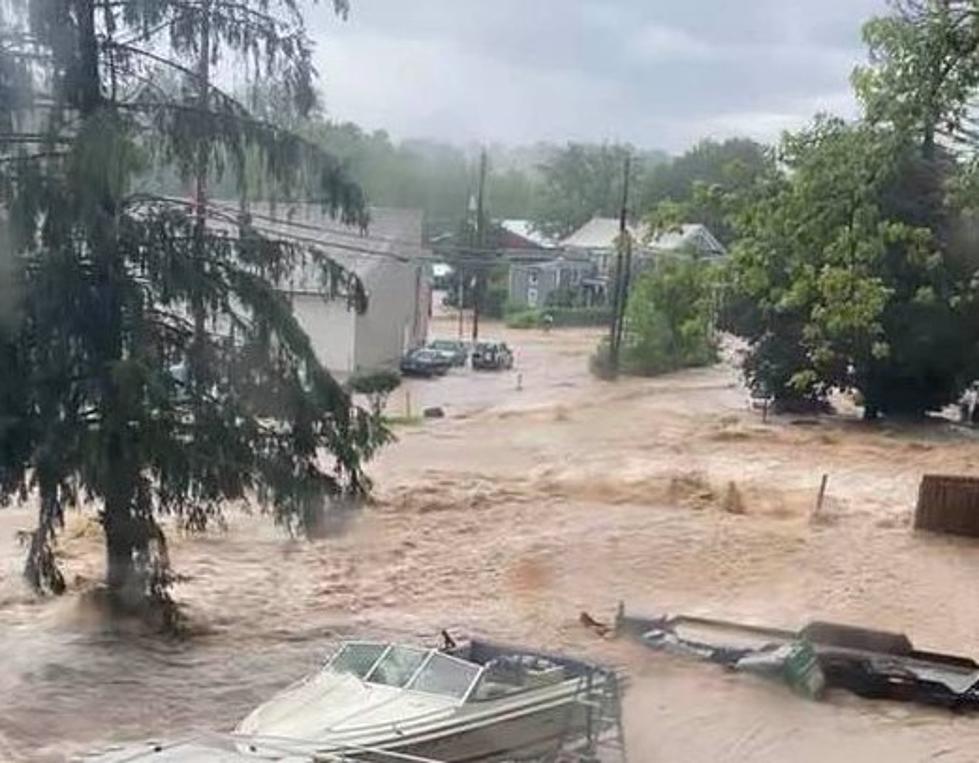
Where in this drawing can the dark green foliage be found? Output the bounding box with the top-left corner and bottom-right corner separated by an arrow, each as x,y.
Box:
482,284 -> 509,320
0,0 -> 386,618
620,259 -> 718,376
508,307 -> 612,329
530,143 -> 634,240
725,115 -> 979,416
639,139 -> 772,247
348,370 -> 401,418
543,287 -> 581,309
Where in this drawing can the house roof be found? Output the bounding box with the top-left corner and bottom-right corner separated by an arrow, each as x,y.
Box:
512,256 -> 593,272
560,217 -> 635,250
560,216 -> 726,257
499,219 -> 556,249
648,223 -> 727,258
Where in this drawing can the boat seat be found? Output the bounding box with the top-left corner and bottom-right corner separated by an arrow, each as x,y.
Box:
470,656 -> 566,700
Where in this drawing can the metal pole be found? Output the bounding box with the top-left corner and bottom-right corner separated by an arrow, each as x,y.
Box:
471,148 -> 487,344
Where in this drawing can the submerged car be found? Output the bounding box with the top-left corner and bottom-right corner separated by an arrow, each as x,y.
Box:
471,341 -> 514,371
427,339 -> 468,367
400,349 -> 451,378
235,639 -> 621,762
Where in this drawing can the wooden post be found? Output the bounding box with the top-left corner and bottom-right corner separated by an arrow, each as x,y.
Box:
405,389 -> 412,419
813,474 -> 829,518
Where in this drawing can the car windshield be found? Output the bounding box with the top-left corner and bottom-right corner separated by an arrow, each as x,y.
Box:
413,350 -> 437,360
430,341 -> 456,350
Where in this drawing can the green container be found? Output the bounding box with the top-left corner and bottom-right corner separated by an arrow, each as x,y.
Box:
783,641 -> 826,699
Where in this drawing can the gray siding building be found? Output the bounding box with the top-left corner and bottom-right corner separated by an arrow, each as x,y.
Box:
508,257 -> 595,309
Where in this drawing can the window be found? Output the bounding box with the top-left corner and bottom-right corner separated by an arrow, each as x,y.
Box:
330,642 -> 387,678
365,645 -> 429,687
528,270 -> 539,286
407,653 -> 480,700
527,287 -> 539,307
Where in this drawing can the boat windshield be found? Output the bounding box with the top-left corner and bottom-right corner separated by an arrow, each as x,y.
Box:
329,642 -> 387,678
407,652 -> 480,700
365,645 -> 429,688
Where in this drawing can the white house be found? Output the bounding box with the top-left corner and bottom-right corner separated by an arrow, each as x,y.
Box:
232,203 -> 431,378
561,217 -> 727,277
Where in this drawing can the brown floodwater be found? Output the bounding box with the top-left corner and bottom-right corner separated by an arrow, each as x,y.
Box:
5,321 -> 979,761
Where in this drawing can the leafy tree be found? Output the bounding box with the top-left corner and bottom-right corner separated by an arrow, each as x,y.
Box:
530,142 -> 639,240
0,0 -> 388,619
640,138 -> 772,246
621,259 -> 718,376
726,116 -> 979,416
855,1 -> 979,160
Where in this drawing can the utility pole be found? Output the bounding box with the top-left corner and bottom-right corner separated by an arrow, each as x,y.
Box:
607,154 -> 631,378
456,268 -> 465,339
471,148 -> 488,344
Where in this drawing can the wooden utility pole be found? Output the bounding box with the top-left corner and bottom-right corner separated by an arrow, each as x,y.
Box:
607,155 -> 631,377
471,148 -> 488,344
457,267 -> 465,339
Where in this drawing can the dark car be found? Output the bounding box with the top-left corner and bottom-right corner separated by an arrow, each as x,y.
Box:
472,341 -> 514,371
400,348 -> 451,378
427,339 -> 469,367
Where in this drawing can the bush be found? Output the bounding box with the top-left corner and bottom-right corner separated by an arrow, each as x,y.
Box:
506,309 -> 541,329
589,340 -> 616,380
506,306 -> 612,329
482,284 -> 509,319
348,370 -> 402,418
544,286 -> 581,308
591,259 -> 717,378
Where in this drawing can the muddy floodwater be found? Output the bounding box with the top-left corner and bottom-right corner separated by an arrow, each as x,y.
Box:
5,320 -> 979,761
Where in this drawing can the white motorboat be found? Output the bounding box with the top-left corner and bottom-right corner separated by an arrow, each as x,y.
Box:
76,639 -> 624,763
234,639 -> 621,762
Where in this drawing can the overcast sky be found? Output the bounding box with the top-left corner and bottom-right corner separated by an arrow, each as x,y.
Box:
309,0 -> 889,153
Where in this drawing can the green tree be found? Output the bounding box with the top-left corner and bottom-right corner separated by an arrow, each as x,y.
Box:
621,259 -> 718,376
726,116 -> 979,416
855,1 -> 979,160
640,138 -> 772,246
0,0 -> 387,619
531,142 -> 640,239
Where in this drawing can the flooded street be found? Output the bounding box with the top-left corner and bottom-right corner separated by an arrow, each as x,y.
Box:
5,320 -> 979,760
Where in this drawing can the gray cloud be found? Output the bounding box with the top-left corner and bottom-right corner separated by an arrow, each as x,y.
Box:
309,0 -> 888,152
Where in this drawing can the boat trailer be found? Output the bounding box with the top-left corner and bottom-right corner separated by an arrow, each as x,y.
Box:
610,605 -> 979,710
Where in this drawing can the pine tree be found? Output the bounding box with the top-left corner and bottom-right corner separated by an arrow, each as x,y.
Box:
0,0 -> 387,623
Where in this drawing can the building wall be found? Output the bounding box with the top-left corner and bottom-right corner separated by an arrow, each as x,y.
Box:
291,294 -> 358,377
353,260 -> 427,374
509,265 -> 558,309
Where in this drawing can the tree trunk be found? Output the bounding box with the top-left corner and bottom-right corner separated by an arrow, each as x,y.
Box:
103,495 -> 139,605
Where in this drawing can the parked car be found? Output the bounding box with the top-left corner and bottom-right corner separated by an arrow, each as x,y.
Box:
427,338 -> 469,367
400,348 -> 451,378
472,341 -> 514,371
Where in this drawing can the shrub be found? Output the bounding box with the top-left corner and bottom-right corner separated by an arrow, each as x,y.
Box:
482,284 -> 509,319
348,370 -> 402,418
507,306 -> 612,329
592,259 -> 718,378
506,309 -> 541,329
548,306 -> 612,327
